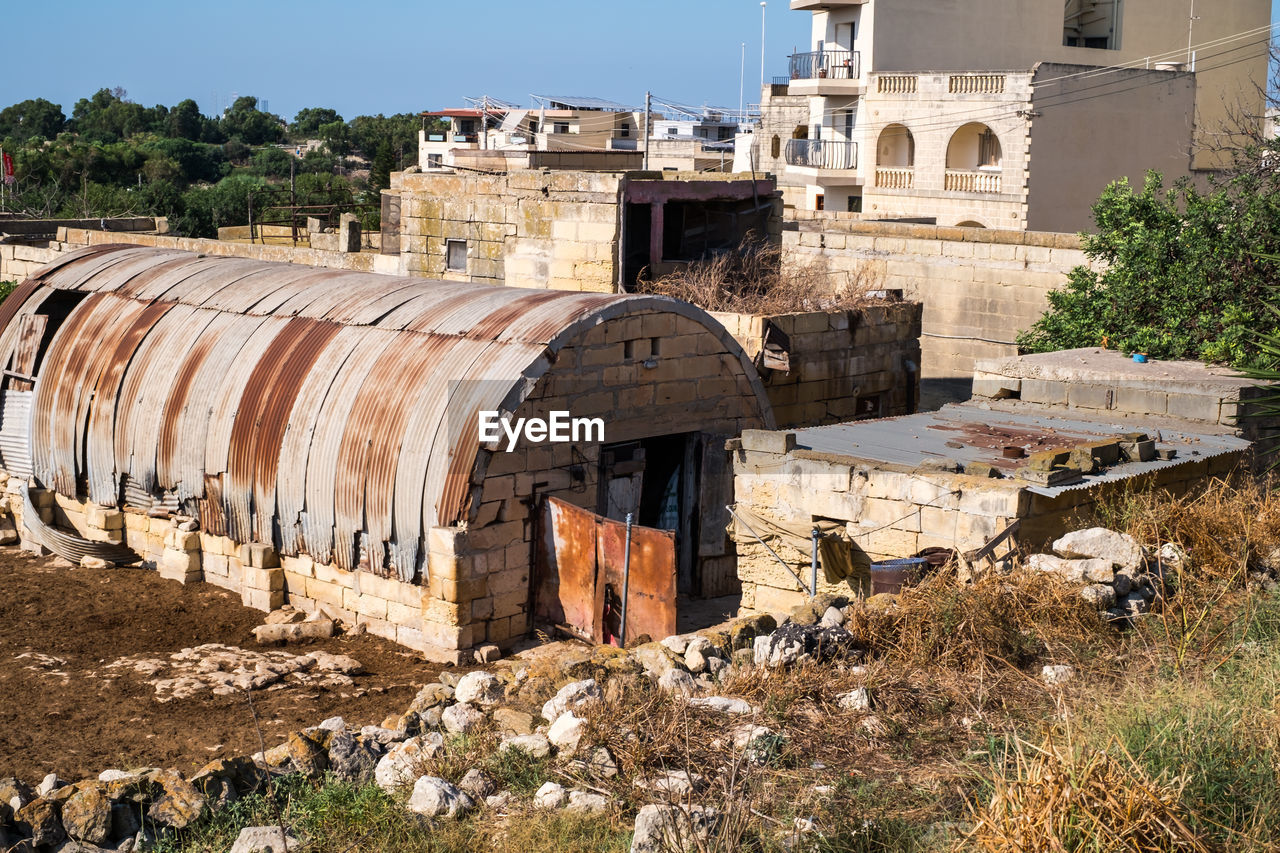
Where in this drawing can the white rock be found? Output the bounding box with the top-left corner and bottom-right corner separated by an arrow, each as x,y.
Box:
499,732 -> 552,759
630,804 -> 720,853
441,702 -> 486,735
1041,664 -> 1075,685
860,715 -> 888,736
533,781 -> 568,809
406,776 -> 475,818
229,826 -> 298,853
684,647 -> 709,674
660,635 -> 690,655
80,555 -> 113,570
1052,528 -> 1142,571
374,733 -> 444,791
633,770 -> 702,796
820,606 -> 845,628
1027,553 -> 1113,583
688,696 -> 755,715
36,774 -> 61,797
541,678 -> 602,722
836,687 -> 872,712
317,716 -> 346,732
753,633 -> 803,667
547,712 -> 587,753
658,668 -> 696,695
633,645 -> 680,678
485,790 -> 515,811
98,769 -> 133,783
454,671 -> 504,708
567,789 -> 610,813
1080,584 -> 1118,609
731,724 -> 774,750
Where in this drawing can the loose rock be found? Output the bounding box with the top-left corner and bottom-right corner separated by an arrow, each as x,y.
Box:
541,678 -> 602,722
229,826 -> 299,853
630,804 -> 720,853
375,733 -> 445,792
454,671 -> 504,708
533,781 -> 568,809
441,702 -> 486,735
406,776 -> 475,818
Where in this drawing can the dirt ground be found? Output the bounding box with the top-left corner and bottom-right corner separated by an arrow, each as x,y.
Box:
0,548 -> 448,785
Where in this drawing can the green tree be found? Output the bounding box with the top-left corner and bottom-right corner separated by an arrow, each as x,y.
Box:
318,120 -> 351,156
250,146 -> 294,178
0,98 -> 66,141
166,98 -> 205,140
1018,171 -> 1280,367
370,141 -> 394,194
291,107 -> 342,138
220,96 -> 285,146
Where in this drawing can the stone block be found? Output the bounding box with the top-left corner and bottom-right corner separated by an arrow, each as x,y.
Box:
243,587 -> 285,612
242,565 -> 284,592
87,505 -> 124,530
240,542 -> 280,569
159,549 -> 202,584
740,430 -> 796,455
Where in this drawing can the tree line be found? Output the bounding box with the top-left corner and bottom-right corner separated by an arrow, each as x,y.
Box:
0,89 -> 441,237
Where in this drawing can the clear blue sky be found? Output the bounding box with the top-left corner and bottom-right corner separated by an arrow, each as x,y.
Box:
5,0 -> 1279,121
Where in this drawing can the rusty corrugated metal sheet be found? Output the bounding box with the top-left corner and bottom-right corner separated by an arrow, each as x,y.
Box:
3,246 -> 765,588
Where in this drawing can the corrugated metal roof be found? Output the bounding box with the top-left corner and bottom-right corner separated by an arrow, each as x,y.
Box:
5,246 -> 770,584
792,404 -> 1250,497
531,94 -> 637,111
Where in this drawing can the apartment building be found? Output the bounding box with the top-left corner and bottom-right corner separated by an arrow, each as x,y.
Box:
757,0 -> 1269,231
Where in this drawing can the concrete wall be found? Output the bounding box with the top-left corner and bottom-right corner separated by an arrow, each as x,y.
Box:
1026,64 -> 1197,233
860,0 -> 1269,170
781,217 -> 1090,385
711,302 -> 922,427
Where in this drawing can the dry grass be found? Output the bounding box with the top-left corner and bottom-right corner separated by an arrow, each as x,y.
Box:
634,233 -> 885,314
962,735 -> 1208,853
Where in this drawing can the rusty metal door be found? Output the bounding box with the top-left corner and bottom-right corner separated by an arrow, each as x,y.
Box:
536,496 -> 676,645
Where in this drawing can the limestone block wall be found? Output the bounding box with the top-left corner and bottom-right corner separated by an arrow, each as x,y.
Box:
781,217 -> 1091,381
728,435 -> 1243,614
711,302 -> 922,427
398,170 -> 623,292
0,228 -> 405,285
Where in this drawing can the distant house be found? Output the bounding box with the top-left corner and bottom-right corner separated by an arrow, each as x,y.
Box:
755,0 -> 1269,231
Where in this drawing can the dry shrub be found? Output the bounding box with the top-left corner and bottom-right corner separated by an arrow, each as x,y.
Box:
635,233 -> 884,314
844,565 -> 1115,673
962,735 -> 1209,853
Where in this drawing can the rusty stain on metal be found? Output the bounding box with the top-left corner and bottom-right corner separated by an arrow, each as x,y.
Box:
1,246 -> 749,590
536,497 -> 676,643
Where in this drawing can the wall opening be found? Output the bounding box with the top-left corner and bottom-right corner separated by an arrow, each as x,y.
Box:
445,238 -> 467,271
1063,0 -> 1122,49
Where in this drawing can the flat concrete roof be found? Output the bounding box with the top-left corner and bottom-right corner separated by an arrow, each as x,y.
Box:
789,403 -> 1249,497
975,348 -> 1254,396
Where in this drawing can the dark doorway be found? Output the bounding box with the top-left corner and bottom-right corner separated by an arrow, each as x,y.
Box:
622,202 -> 651,290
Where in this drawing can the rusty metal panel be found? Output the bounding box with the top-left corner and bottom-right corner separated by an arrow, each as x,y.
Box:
375,282 -> 498,330
274,326 -> 368,556
302,327 -> 399,567
0,390 -> 33,479
156,258 -> 283,306
225,317 -> 342,544
157,311 -> 269,501
108,302 -> 217,502
597,517 -> 677,643
536,497 -> 599,641
84,300 -> 181,502
497,292 -> 619,343
8,314 -> 47,391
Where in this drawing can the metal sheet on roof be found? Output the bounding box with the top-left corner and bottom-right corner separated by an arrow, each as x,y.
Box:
532,94 -> 636,111
792,404 -> 1250,497
5,246 -> 763,585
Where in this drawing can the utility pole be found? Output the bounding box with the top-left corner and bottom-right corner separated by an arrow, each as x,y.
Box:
643,91 -> 651,170
290,155 -> 297,246
482,95 -> 490,150
1186,0 -> 1199,68
760,2 -> 767,88
739,42 -> 746,123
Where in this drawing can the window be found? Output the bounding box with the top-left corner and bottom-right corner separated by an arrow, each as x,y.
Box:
459,119 -> 475,135
770,135 -> 781,158
620,124 -> 631,137
847,194 -> 863,213
1063,0 -> 1121,49
426,153 -> 442,169
979,130 -> 1001,168
553,121 -> 569,134
815,194 -> 825,211
445,239 -> 467,272
667,127 -> 679,137
718,126 -> 733,141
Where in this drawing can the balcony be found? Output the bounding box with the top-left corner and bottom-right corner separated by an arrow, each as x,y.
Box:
875,167 -> 914,189
785,140 -> 860,182
944,169 -> 1002,194
787,49 -> 864,96
790,0 -> 867,8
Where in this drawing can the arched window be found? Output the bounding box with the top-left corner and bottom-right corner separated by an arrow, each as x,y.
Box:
876,124 -> 915,168
946,123 -> 1002,171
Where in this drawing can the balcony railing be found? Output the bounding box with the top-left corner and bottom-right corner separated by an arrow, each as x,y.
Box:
948,74 -> 1006,94
875,167 -> 914,189
877,75 -> 918,95
785,139 -> 858,170
788,49 -> 860,81
945,169 -> 1002,193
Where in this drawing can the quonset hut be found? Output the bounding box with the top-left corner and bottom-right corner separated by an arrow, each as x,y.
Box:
0,246 -> 773,661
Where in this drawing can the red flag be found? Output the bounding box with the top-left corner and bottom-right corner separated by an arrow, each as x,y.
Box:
1,152 -> 13,185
